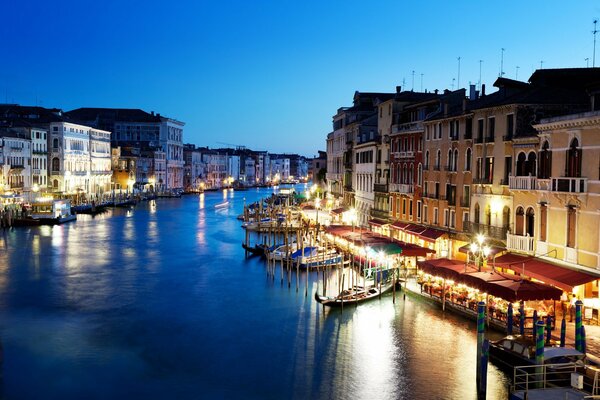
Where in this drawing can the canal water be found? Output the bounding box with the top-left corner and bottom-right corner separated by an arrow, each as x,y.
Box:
0,187 -> 509,399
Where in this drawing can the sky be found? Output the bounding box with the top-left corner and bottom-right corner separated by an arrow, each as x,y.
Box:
2,1 -> 600,157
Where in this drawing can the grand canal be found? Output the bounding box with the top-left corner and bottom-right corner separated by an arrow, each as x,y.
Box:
0,187 -> 509,399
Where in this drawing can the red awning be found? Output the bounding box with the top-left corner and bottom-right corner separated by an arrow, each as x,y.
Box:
405,224 -> 427,234
330,207 -> 348,215
391,221 -> 411,230
417,228 -> 447,242
494,253 -> 600,292
368,218 -> 389,227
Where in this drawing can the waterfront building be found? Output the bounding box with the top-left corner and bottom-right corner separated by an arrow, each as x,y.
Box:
326,114 -> 346,198
529,109 -> 600,299
310,151 -> 327,186
66,108 -> 185,190
89,127 -> 112,197
111,146 -> 137,192
201,151 -> 228,188
183,144 -> 205,190
0,128 -> 32,196
269,156 -> 290,182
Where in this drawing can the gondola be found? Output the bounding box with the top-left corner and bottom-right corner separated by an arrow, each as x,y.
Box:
314,281 -> 394,307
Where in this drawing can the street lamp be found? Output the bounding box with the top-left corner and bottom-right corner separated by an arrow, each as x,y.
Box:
315,197 -> 321,225
469,233 -> 491,271
348,207 -> 357,232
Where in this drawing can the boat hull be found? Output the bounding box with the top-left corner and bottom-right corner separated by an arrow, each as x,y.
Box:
315,283 -> 394,307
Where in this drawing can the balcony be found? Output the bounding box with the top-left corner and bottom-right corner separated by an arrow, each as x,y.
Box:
10,182 -> 23,189
9,164 -> 24,170
473,177 -> 493,185
395,151 -> 415,159
550,177 -> 587,193
509,175 -> 537,191
32,169 -> 41,175
389,183 -> 413,194
475,136 -> 484,144
373,183 -> 388,193
443,166 -> 456,172
463,221 -> 508,241
506,233 -> 535,254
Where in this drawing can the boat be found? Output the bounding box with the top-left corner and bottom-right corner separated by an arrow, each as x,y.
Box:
215,201 -> 229,209
314,281 -> 394,307
268,243 -> 298,261
489,335 -> 586,372
291,246 -> 342,268
241,243 -> 264,257
30,199 -> 77,225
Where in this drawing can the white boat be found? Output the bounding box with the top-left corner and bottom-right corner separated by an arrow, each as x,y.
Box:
268,243 -> 298,261
291,246 -> 342,269
215,201 -> 229,209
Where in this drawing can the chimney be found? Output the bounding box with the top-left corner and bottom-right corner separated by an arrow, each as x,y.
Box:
151,111 -> 154,116
434,89 -> 439,94
396,86 -> 402,93
481,84 -> 486,96
469,84 -> 478,100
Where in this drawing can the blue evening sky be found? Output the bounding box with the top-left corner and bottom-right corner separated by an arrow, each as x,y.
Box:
2,1 -> 599,156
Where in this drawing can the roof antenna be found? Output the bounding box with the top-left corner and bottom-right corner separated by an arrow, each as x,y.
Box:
420,73 -> 424,92
478,60 -> 483,91
499,48 -> 505,77
457,56 -> 461,89
594,19 -> 598,67
516,66 -> 520,80
586,58 -> 590,68
411,70 -> 415,91
540,60 -> 544,69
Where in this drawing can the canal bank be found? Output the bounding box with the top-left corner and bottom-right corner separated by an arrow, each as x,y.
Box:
0,188 -> 509,399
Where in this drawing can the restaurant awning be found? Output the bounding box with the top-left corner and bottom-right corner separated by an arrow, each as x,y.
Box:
494,253 -> 600,292
490,279 -> 563,302
417,227 -> 447,243
330,207 -> 348,215
405,224 -> 427,234
368,218 -> 389,227
390,221 -> 411,230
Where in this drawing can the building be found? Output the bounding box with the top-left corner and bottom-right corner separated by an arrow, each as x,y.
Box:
0,128 -> 32,197
310,151 -> 327,185
183,144 -> 205,190
65,108 -> 185,190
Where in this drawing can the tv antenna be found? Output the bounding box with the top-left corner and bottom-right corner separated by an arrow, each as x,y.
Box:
516,66 -> 520,80
499,48 -> 505,77
420,73 -> 424,92
411,70 -> 415,91
586,58 -> 590,68
478,60 -> 483,91
594,19 -> 598,67
457,56 -> 461,89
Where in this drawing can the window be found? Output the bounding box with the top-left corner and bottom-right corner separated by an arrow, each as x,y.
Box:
450,210 -> 455,228
434,208 -> 439,224
477,119 -> 484,141
540,203 -> 547,242
567,206 -> 576,248
538,141 -> 552,179
409,200 -> 413,218
424,205 -> 428,222
53,126 -> 58,132
506,114 -> 514,139
465,148 -> 472,171
402,199 -> 406,215
417,200 -> 422,221
488,117 -> 495,140
463,211 -> 469,224
444,209 -> 449,227
474,203 -> 480,224
465,117 -> 473,139
566,138 -> 581,177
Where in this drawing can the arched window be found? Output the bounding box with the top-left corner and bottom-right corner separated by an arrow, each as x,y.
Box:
409,163 -> 414,185
527,152 -> 537,177
417,163 -> 423,186
465,148 -> 472,171
403,163 -> 408,184
526,207 -> 535,237
436,150 -> 441,169
485,205 -> 492,225
516,152 -> 527,176
567,138 -> 581,177
447,149 -> 453,170
502,206 -> 510,230
515,206 -> 525,236
474,203 -> 480,224
453,149 -> 459,171
52,157 -> 60,172
538,141 -> 552,179
425,150 -> 430,168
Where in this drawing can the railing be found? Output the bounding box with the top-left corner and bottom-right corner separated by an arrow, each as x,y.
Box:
475,136 -> 484,144
444,165 -> 457,172
486,135 -> 495,142
473,177 -> 493,184
509,175 -> 537,190
32,169 -> 41,175
536,178 -> 551,191
450,135 -> 459,141
464,132 -> 472,140
10,182 -> 23,188
389,183 -> 413,194
373,183 -> 388,193
463,221 -> 508,241
551,177 -> 587,193
511,363 -> 600,398
506,233 -> 535,254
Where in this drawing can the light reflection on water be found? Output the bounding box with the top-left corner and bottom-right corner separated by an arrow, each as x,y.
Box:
0,189 -> 509,399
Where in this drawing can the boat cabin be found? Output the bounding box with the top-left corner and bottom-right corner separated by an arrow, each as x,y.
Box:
30,199 -> 72,219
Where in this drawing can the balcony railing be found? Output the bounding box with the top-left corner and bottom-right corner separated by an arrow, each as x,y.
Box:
32,169 -> 41,175
373,183 -> 388,193
9,164 -> 24,169
550,177 -> 587,193
450,135 -> 459,141
10,182 -> 24,189
389,183 -> 414,193
473,177 -> 493,185
506,233 -> 535,254
509,175 -> 537,190
463,221 -> 508,241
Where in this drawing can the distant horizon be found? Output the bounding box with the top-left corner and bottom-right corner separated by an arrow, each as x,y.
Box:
3,1 -> 600,155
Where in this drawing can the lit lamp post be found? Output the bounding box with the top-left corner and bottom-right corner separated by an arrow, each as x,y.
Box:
348,207 -> 357,232
315,197 -> 321,226
469,233 -> 491,271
